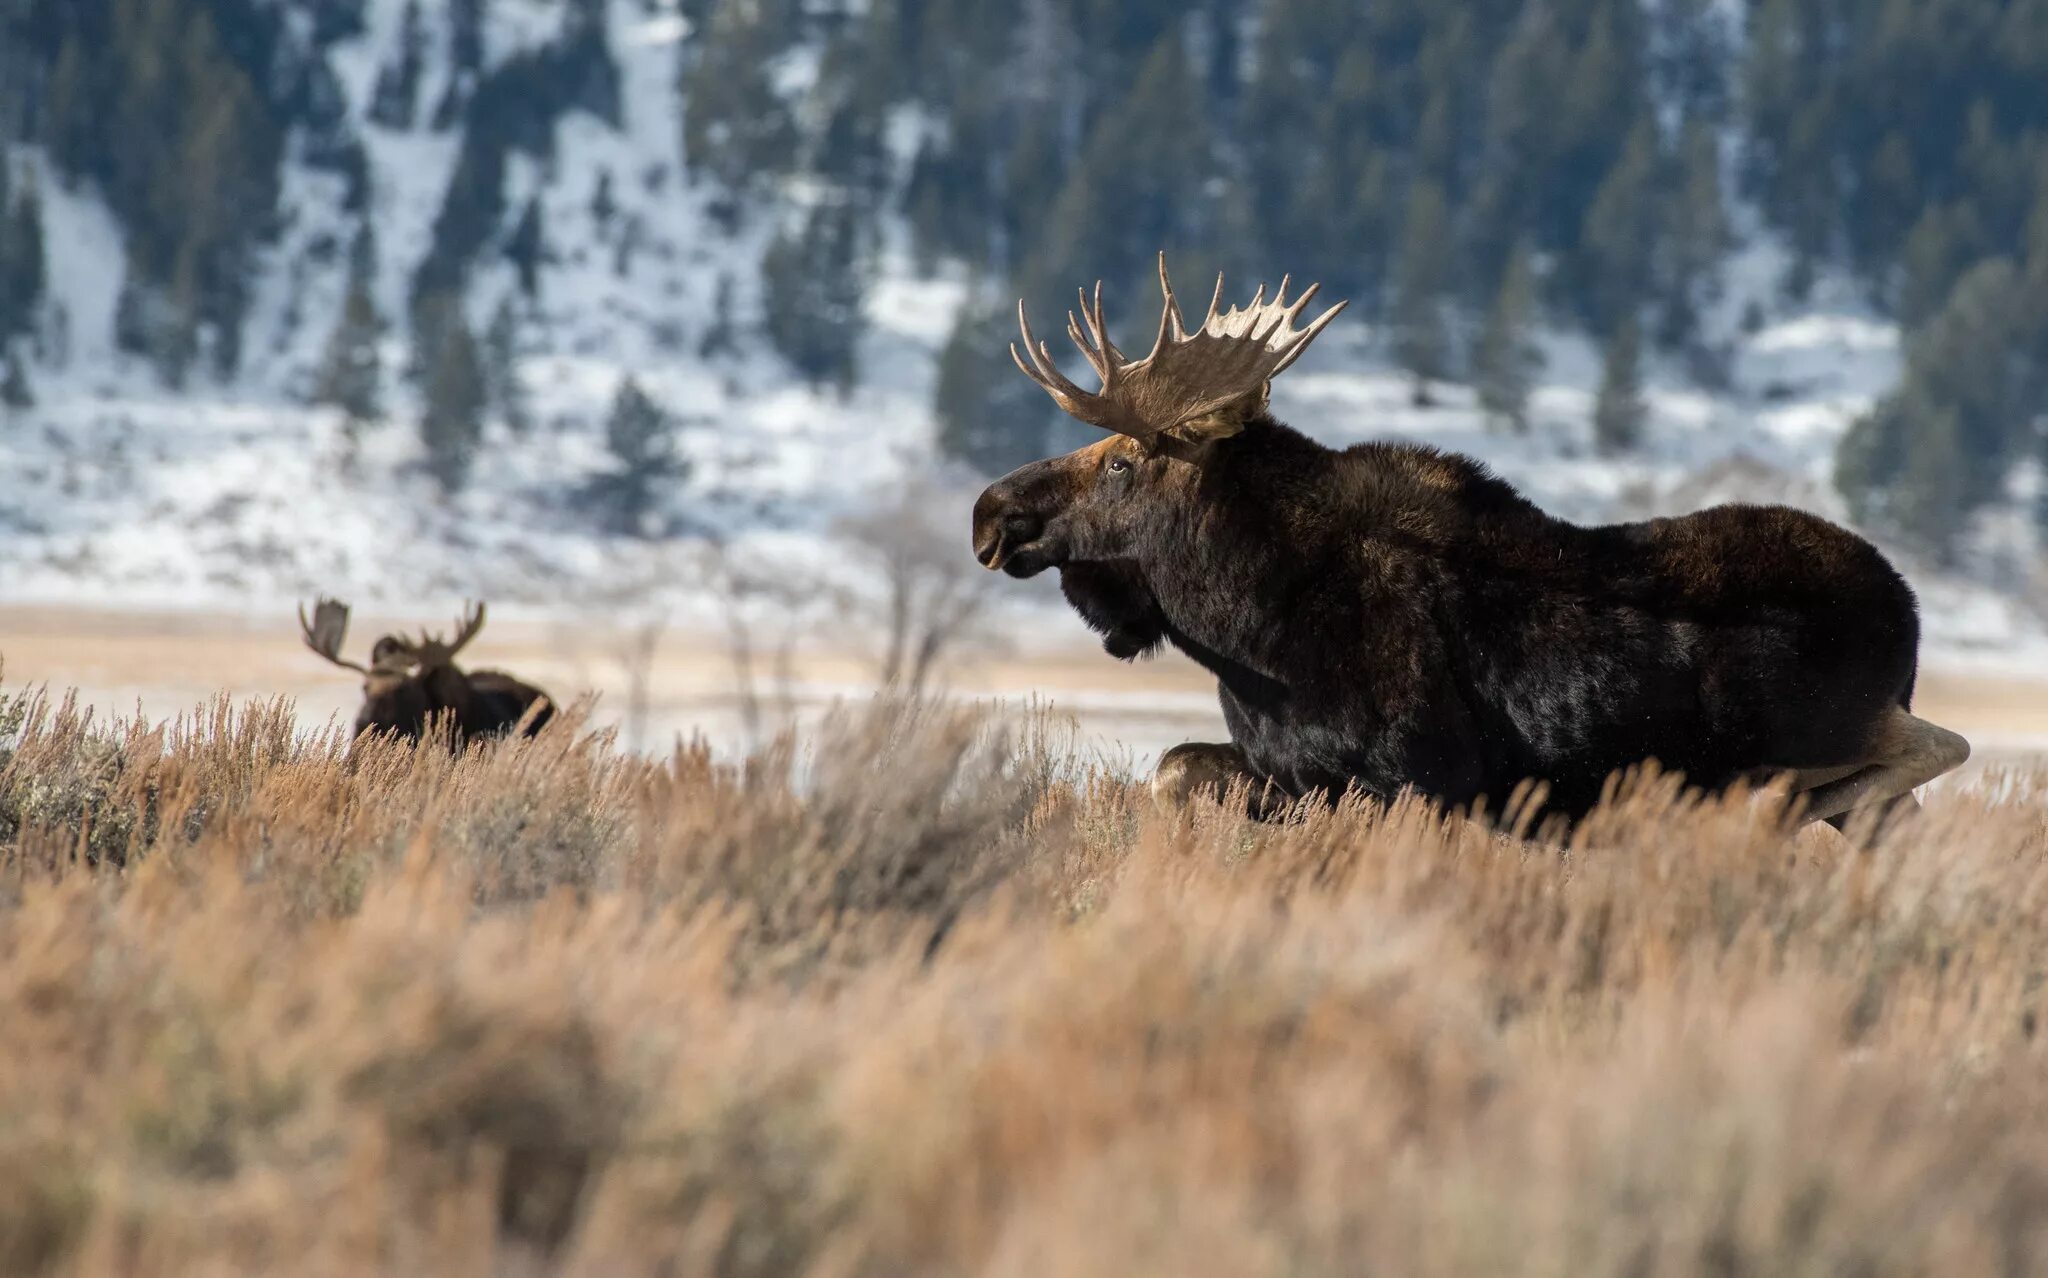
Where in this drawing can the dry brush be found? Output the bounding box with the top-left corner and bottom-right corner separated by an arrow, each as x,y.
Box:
0,681 -> 2045,1275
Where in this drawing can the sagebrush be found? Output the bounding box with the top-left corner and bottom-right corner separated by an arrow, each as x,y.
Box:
0,684 -> 2045,1276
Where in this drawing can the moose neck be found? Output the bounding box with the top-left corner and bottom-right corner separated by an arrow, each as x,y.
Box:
1135,417 -> 1336,688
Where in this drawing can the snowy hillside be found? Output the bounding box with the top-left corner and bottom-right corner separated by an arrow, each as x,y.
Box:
1,0 -> 2044,670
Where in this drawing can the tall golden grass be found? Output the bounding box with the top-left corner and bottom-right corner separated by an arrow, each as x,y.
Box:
1,682 -> 2046,1276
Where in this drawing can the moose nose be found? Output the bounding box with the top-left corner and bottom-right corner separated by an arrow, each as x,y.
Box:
972,485 -> 1041,569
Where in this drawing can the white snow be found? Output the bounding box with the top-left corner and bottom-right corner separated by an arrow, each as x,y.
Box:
0,0 -> 2043,680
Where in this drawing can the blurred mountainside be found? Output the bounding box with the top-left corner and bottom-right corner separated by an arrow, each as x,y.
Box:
0,0 -> 2045,655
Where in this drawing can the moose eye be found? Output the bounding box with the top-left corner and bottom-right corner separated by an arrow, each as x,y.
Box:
1107,457 -> 1132,475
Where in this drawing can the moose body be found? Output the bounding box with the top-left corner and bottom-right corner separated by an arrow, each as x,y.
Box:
974,256 -> 1968,827
301,601 -> 553,747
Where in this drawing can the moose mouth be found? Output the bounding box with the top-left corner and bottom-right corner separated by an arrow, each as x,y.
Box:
975,532 -> 1053,578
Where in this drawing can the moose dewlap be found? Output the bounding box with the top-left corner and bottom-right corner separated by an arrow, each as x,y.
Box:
971,253 -> 1968,832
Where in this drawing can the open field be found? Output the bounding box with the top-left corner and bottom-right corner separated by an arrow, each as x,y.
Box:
4,603 -> 2048,777
1,679 -> 2047,1274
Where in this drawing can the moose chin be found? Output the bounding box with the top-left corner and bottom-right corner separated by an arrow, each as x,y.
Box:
299,598 -> 552,748
972,252 -> 1968,834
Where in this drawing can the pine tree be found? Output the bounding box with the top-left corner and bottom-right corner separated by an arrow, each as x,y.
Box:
1897,203 -> 1984,329
451,0 -> 487,73
1840,258 -> 2043,557
369,0 -> 426,129
1580,119 -> 1660,337
698,273 -> 739,360
1391,180 -> 1453,406
602,377 -> 682,534
1034,32 -> 1224,306
0,345 -> 32,413
933,298 -> 1059,476
1476,242 -> 1541,433
1657,119 -> 1730,348
416,294 -> 487,493
679,2 -> 798,203
1649,0 -> 1732,125
433,0 -> 489,126
0,164 -> 38,341
482,297 -> 532,435
314,229 -> 383,428
760,201 -> 867,392
505,196 -> 546,296
1593,317 -> 1647,455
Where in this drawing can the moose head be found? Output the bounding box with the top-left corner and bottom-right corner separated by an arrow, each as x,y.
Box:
971,253 -> 1346,583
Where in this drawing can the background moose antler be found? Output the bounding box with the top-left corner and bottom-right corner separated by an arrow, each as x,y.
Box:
299,597 -> 370,675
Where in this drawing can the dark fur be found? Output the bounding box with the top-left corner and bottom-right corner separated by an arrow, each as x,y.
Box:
353,643 -> 553,747
977,415 -> 1919,822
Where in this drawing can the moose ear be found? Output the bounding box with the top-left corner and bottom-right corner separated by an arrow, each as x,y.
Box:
1155,381 -> 1270,455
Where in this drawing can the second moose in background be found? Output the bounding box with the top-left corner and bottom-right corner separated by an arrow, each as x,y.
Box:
299,599 -> 553,748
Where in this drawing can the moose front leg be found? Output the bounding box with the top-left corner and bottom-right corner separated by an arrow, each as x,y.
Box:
1151,742 -> 1293,818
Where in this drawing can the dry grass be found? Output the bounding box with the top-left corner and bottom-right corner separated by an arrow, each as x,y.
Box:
0,681 -> 2046,1276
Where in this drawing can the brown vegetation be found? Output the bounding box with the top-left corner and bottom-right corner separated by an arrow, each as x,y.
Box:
0,680 -> 2046,1275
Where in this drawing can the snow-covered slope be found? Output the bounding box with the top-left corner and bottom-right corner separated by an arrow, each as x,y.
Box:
1,0 -> 2043,671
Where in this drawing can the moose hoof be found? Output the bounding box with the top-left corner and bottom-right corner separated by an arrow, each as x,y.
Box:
1152,743 -> 1261,810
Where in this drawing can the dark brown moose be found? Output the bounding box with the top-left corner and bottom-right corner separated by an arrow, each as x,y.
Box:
299,598 -> 552,747
971,254 -> 1968,832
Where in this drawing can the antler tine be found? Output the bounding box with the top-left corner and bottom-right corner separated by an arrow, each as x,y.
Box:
299,597 -> 369,675
1089,280 -> 1119,374
1283,280 -> 1322,325
1269,297 -> 1350,376
447,601 -> 487,657
1202,272 -> 1226,332
1154,252 -> 1189,348
1012,301 -> 1092,404
1065,304 -> 1103,379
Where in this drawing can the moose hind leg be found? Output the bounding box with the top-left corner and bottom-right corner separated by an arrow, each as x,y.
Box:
1799,710 -> 1971,827
1152,743 -> 1287,818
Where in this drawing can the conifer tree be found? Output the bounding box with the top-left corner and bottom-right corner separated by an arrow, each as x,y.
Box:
314,228 -> 384,428
934,298 -> 1056,476
1580,120 -> 1659,337
1391,180 -> 1453,406
1593,317 -> 1647,455
679,2 -> 798,202
698,273 -> 739,360
761,201 -> 866,392
505,196 -> 546,296
1476,242 -> 1541,433
483,297 -> 532,436
1657,119 -> 1730,348
416,294 -> 487,493
0,345 -> 32,413
602,376 -> 682,534
1035,32 -> 1221,301
0,164 -> 40,341
369,0 -> 426,129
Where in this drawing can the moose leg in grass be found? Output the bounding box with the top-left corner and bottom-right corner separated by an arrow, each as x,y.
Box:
299,598 -> 553,747
971,253 -> 1971,834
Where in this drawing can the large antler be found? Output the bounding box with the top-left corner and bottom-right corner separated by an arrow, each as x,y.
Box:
1010,252 -> 1348,441
407,601 -> 488,670
299,598 -> 369,675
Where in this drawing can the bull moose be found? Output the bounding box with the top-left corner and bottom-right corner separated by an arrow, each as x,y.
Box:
298,598 -> 552,746
971,254 -> 1969,830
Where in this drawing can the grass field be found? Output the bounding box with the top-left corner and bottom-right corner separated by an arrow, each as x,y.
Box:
2,676 -> 2048,1276
6,602 -> 2048,772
